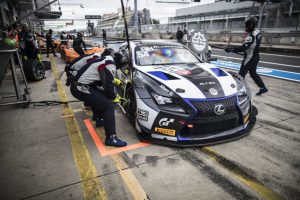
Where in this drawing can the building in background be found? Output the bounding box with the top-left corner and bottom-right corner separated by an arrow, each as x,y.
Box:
0,0 -> 61,32
94,7 -> 152,36
168,0 -> 300,32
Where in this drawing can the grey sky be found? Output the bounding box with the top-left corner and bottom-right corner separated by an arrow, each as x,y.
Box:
48,0 -> 215,30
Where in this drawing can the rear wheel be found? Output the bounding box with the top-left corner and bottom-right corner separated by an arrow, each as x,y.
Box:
23,58 -> 45,81
124,85 -> 137,124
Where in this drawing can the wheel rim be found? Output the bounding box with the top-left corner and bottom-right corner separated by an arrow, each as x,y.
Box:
125,87 -> 136,122
33,61 -> 45,79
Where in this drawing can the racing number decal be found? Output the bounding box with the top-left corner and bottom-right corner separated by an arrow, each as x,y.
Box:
154,127 -> 176,136
137,109 -> 149,121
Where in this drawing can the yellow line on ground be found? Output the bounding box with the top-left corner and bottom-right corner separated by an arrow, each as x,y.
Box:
111,154 -> 149,200
83,110 -> 148,200
202,147 -> 284,200
51,56 -> 108,200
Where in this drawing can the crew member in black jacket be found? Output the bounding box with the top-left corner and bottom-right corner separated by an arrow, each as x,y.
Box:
73,32 -> 87,56
46,29 -> 57,57
225,17 -> 268,95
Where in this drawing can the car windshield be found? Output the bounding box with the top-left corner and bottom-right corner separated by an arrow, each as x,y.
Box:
135,45 -> 199,66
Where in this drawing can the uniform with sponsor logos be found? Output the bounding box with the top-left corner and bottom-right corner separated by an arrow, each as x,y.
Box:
68,50 -> 127,147
225,17 -> 267,96
231,30 -> 266,90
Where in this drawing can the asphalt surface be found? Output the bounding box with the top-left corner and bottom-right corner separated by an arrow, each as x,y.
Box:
212,48 -> 300,73
0,51 -> 299,200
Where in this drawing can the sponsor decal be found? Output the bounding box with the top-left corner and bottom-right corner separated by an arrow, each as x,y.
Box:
154,127 -> 176,136
176,70 -> 192,76
214,104 -> 226,115
176,88 -> 185,93
159,118 -> 175,126
243,113 -> 250,124
209,88 -> 218,96
137,109 -> 149,121
136,46 -> 154,58
199,81 -> 216,86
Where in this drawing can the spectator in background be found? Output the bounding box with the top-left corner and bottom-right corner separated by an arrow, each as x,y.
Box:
102,29 -> 107,47
176,27 -> 183,43
183,25 -> 189,43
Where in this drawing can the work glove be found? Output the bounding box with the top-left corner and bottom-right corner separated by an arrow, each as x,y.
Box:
112,94 -> 127,104
225,47 -> 233,53
113,78 -> 123,86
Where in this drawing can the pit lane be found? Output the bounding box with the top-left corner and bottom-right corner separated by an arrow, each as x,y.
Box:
0,47 -> 299,200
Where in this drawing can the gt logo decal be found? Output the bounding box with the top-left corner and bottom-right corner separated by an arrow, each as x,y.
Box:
154,127 -> 176,136
159,118 -> 174,126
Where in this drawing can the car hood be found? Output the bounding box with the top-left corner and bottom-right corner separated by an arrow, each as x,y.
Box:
136,63 -> 237,99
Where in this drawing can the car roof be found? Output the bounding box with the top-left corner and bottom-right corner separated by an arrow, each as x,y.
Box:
131,40 -> 183,47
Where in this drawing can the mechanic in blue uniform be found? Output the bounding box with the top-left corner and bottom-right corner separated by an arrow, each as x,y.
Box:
225,17 -> 268,95
69,48 -> 127,147
73,32 -> 87,56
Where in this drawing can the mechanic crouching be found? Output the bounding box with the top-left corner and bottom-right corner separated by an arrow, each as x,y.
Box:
70,49 -> 127,147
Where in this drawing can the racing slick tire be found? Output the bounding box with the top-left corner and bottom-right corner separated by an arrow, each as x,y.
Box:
124,85 -> 137,124
42,61 -> 51,70
23,58 -> 45,81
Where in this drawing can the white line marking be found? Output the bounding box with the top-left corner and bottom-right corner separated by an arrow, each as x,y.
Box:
213,55 -> 300,69
212,48 -> 300,59
213,60 -> 300,75
218,66 -> 300,83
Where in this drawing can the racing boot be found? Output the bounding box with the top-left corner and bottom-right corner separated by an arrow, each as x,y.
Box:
256,87 -> 268,96
105,135 -> 127,147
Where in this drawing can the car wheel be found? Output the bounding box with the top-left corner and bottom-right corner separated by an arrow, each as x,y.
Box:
23,58 -> 45,81
125,85 -> 137,124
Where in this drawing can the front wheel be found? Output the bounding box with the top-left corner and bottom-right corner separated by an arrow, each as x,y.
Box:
124,85 -> 137,124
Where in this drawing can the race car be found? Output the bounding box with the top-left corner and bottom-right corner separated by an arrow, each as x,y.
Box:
64,45 -> 103,63
115,40 -> 256,146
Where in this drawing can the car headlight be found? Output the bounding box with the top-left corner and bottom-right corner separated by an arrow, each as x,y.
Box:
238,85 -> 247,96
151,93 -> 173,105
136,72 -> 189,114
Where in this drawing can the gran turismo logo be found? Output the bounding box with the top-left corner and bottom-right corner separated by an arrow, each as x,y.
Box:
159,118 -> 175,126
214,104 -> 226,115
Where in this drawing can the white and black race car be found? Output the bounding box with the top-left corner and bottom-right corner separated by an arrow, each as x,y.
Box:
116,40 -> 256,146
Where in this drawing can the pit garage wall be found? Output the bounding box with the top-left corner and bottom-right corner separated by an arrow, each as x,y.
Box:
0,1 -> 20,28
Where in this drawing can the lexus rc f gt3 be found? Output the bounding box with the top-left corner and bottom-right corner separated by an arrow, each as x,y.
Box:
115,40 -> 256,146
